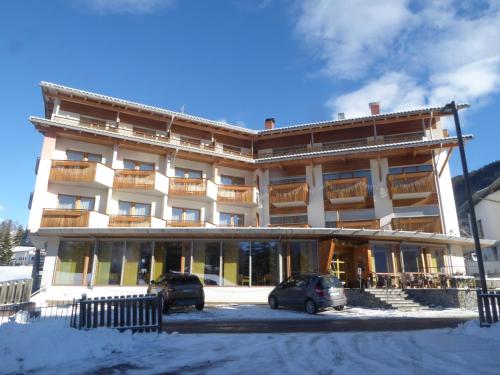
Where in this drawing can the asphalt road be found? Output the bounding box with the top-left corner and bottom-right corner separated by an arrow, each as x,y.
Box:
163,317 -> 474,333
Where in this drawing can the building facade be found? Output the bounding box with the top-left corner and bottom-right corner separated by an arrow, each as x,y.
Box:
27,82 -> 486,301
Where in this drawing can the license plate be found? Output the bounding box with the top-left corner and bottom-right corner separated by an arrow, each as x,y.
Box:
183,288 -> 193,293
329,288 -> 339,296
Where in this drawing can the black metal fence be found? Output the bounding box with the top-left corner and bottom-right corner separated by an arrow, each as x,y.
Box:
71,293 -> 163,333
477,289 -> 500,327
0,300 -> 75,325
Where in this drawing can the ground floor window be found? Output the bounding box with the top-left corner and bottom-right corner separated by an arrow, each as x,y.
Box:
372,244 -> 393,273
123,241 -> 152,286
53,241 -> 94,285
222,241 -> 250,286
401,245 -> 423,272
193,241 -> 221,285
153,241 -> 191,279
95,241 -> 124,285
282,241 -> 318,278
251,241 -> 279,286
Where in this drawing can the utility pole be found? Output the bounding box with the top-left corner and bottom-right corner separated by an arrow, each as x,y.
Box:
443,101 -> 487,292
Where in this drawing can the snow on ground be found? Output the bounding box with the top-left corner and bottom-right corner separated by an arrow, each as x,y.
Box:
0,266 -> 32,282
164,304 -> 478,321
0,317 -> 499,375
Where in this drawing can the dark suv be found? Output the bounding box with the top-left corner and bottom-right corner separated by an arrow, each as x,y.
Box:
148,273 -> 205,313
268,274 -> 347,314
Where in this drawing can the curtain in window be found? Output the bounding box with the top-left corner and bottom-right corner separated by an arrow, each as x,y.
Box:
118,201 -> 132,215
79,197 -> 95,211
185,209 -> 200,221
135,203 -> 151,216
58,195 -> 77,209
172,208 -> 183,221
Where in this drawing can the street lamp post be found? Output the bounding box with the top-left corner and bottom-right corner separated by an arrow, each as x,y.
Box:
443,101 -> 488,292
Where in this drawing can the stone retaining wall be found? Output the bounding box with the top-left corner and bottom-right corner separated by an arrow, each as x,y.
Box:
405,289 -> 477,309
345,289 -> 392,309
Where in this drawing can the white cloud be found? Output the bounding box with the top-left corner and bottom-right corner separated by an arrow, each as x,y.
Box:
0,205 -> 4,211
81,0 -> 174,14
295,0 -> 500,118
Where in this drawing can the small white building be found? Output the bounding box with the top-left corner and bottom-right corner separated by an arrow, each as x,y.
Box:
10,246 -> 37,266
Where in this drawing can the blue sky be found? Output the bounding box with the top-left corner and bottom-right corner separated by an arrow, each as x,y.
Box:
1,0 -> 499,225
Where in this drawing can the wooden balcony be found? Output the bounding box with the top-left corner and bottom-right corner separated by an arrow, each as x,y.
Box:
169,178 -> 207,197
269,182 -> 308,208
114,170 -> 155,189
49,160 -> 113,187
166,220 -> 205,227
50,161 -> 96,182
387,172 -> 436,200
41,209 -> 90,227
324,177 -> 368,204
268,223 -> 311,228
391,217 -> 442,233
109,215 -> 152,227
217,185 -> 257,206
334,219 -> 380,230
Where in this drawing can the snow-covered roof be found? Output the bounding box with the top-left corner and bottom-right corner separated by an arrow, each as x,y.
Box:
11,246 -> 36,253
39,81 -> 467,136
32,227 -> 496,248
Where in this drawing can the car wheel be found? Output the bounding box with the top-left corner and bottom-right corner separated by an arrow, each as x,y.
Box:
195,302 -> 204,311
268,296 -> 278,309
334,305 -> 345,311
305,299 -> 317,315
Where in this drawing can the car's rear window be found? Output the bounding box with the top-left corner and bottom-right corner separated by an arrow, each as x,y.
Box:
319,276 -> 341,288
169,276 -> 201,286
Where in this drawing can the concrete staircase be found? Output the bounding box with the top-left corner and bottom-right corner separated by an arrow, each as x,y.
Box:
364,289 -> 429,311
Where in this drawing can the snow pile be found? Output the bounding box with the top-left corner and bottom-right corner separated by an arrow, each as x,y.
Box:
0,266 -> 32,282
1,318 -> 499,374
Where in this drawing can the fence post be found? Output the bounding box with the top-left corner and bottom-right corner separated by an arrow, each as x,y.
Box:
157,292 -> 163,332
79,294 -> 87,330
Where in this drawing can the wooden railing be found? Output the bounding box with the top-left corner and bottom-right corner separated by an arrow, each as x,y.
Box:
217,185 -> 255,204
391,217 -> 442,233
113,170 -> 155,189
269,182 -> 308,206
41,209 -> 90,227
166,220 -> 205,227
268,223 -> 311,228
49,161 -> 97,182
333,219 -> 380,230
109,215 -> 152,227
387,172 -> 435,198
169,178 -> 207,196
324,177 -> 368,202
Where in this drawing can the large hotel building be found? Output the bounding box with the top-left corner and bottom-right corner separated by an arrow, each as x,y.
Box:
27,82 -> 483,301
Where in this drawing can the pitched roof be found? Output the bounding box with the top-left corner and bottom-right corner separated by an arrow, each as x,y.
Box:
39,81 -> 468,136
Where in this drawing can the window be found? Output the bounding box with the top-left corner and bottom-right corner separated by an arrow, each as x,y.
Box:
222,241 -> 250,286
477,220 -> 485,239
123,159 -> 155,171
251,242 -> 279,286
95,241 -> 124,286
219,212 -> 244,227
153,241 -> 191,279
401,245 -> 423,272
172,207 -> 200,222
66,150 -> 102,163
389,164 -> 433,174
220,175 -> 245,186
123,241 -> 153,286
175,167 -> 202,179
270,215 -> 308,225
193,241 -> 221,285
118,201 -> 151,216
57,194 -> 95,210
282,241 -> 318,277
53,241 -> 94,286
372,244 -> 393,273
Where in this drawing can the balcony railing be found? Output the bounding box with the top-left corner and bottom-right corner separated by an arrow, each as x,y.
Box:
391,217 -> 442,233
109,215 -> 152,227
113,170 -> 155,189
49,161 -> 97,182
217,185 -> 256,205
166,220 -> 205,227
387,172 -> 435,200
269,182 -> 308,207
324,177 -> 368,204
268,223 -> 311,228
41,209 -> 90,227
169,178 -> 207,197
328,219 -> 380,230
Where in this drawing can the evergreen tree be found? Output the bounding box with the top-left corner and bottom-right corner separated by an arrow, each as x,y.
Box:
0,224 -> 13,264
13,225 -> 24,247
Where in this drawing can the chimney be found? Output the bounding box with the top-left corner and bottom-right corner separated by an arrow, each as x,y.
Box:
265,118 -> 276,130
369,102 -> 380,115
338,112 -> 345,120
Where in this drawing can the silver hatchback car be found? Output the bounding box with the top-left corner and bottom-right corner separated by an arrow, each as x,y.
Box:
268,274 -> 347,314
